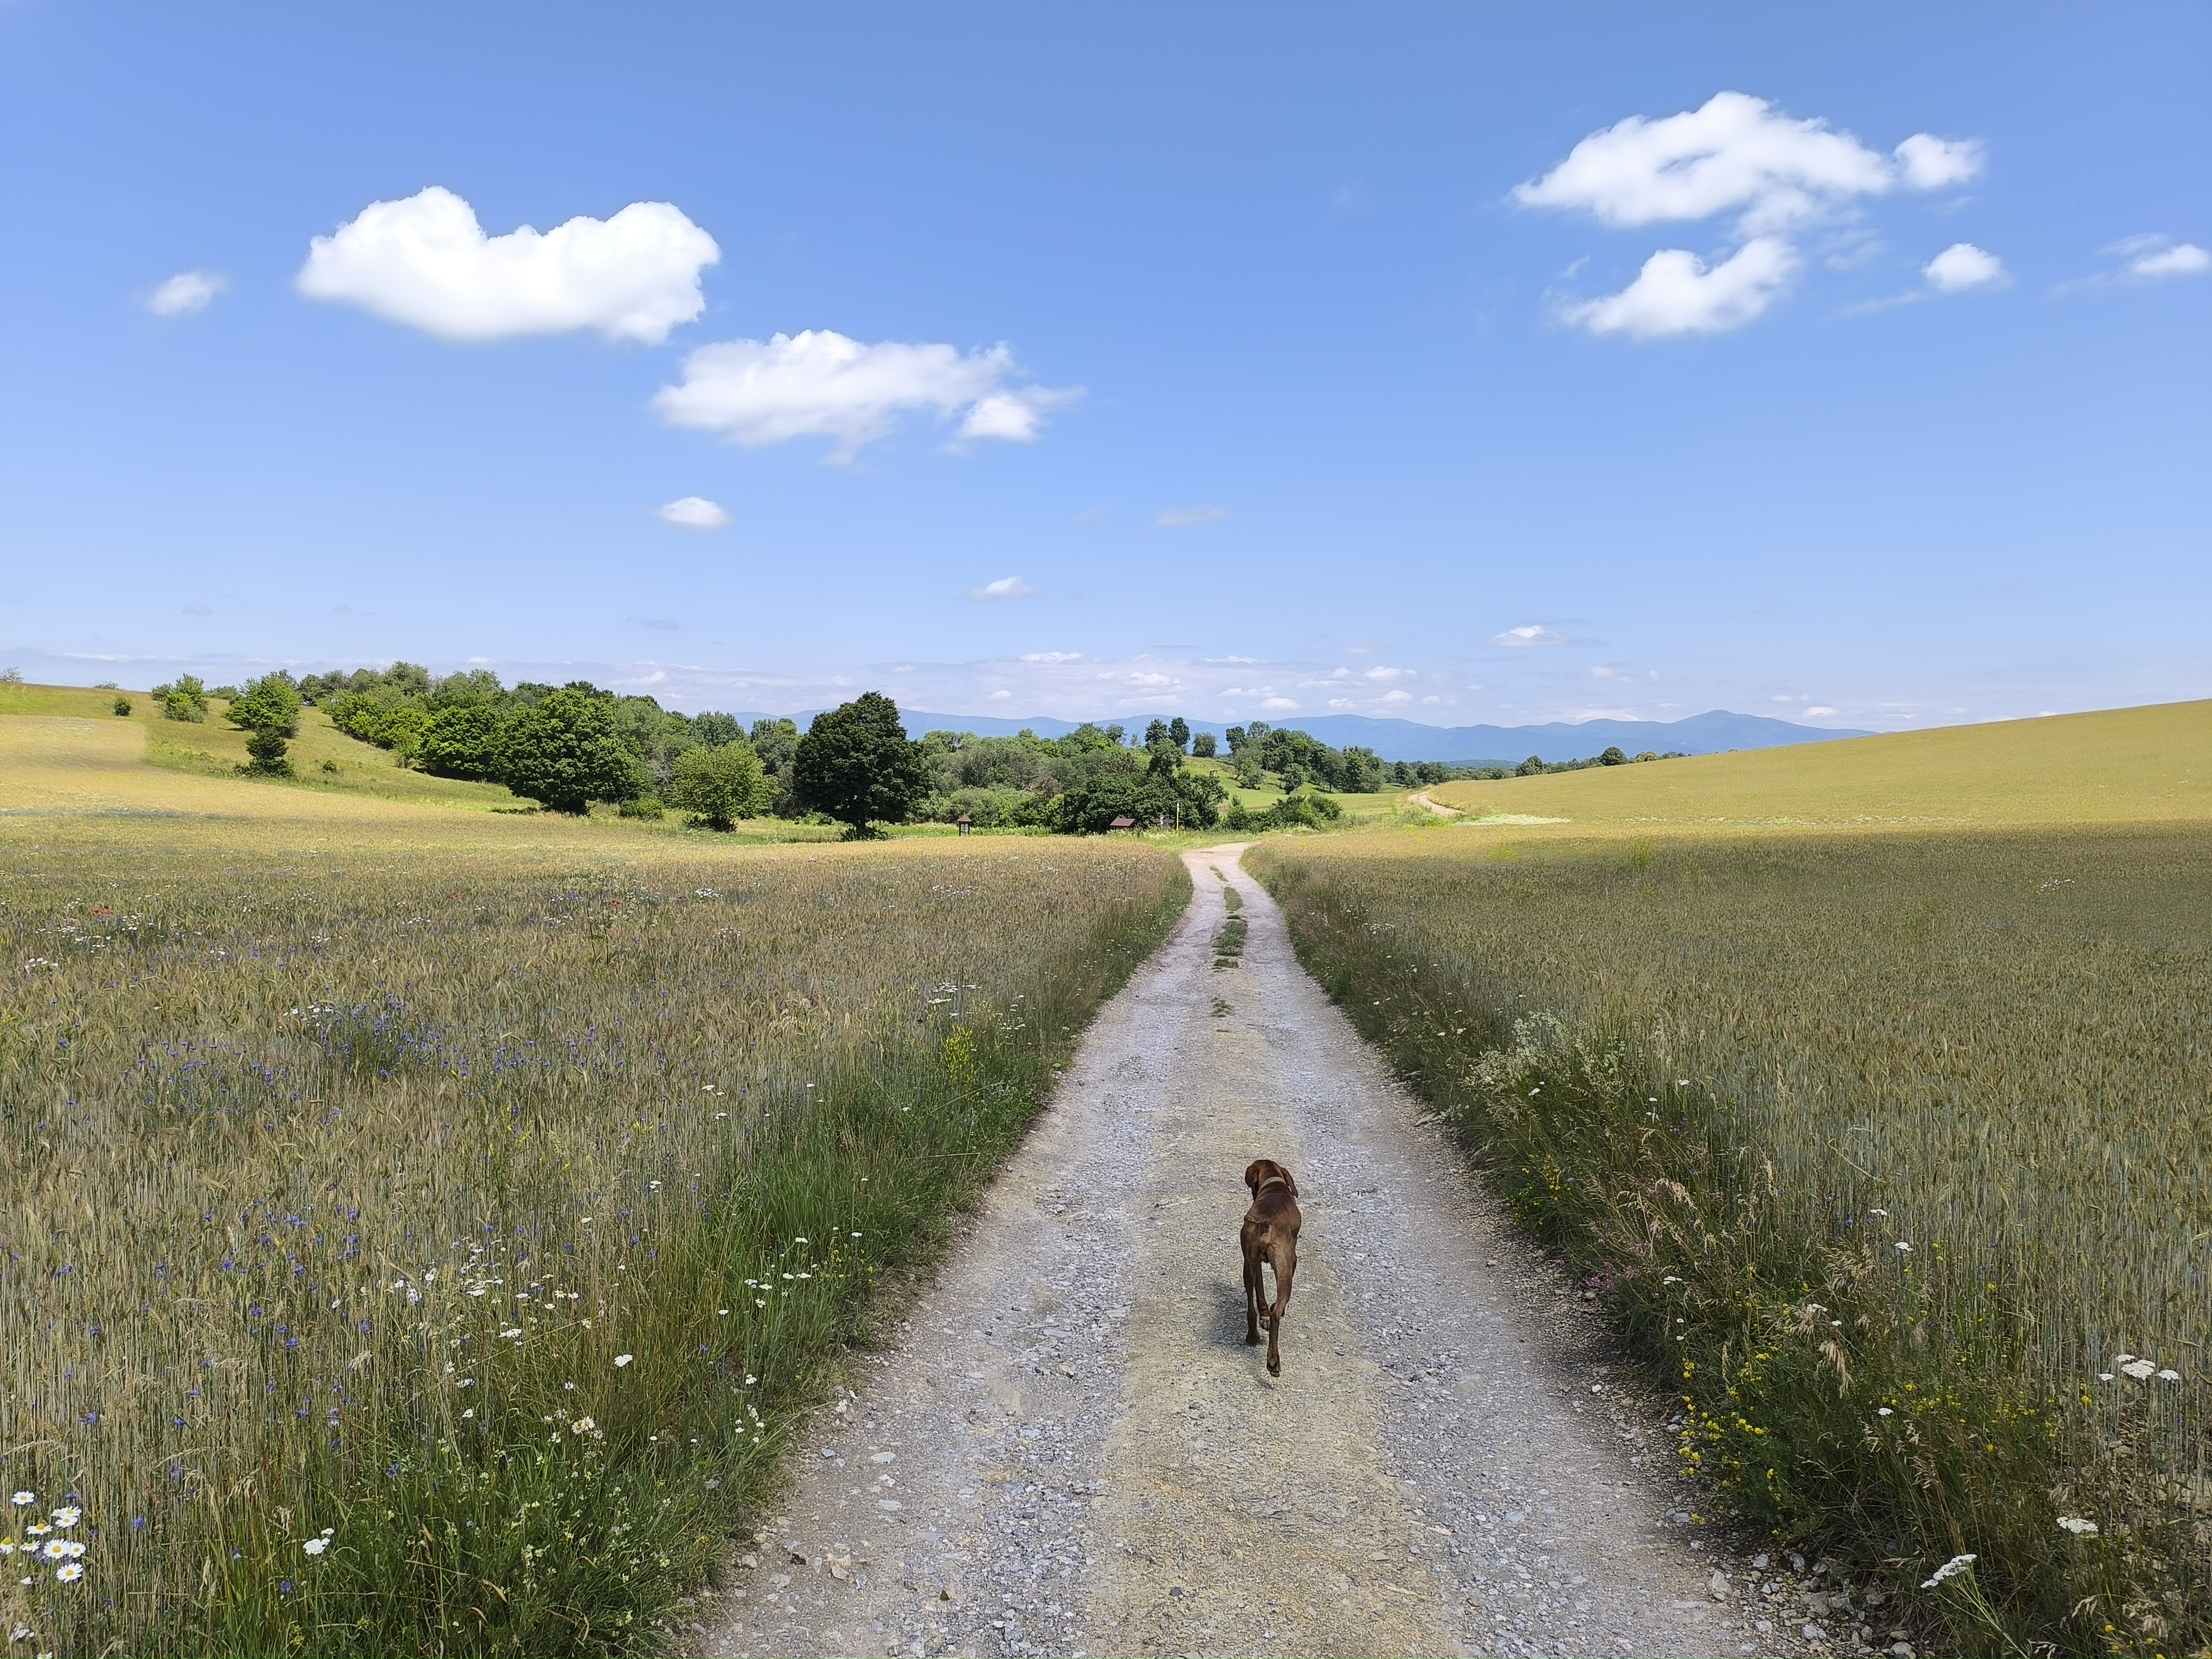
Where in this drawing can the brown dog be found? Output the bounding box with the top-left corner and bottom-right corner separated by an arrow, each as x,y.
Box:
1241,1159 -> 1302,1375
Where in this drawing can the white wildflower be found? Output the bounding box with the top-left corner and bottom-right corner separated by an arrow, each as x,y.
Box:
2156,1368 -> 2181,1382
1921,1553 -> 1977,1589
614,1354 -> 634,1367
302,1538 -> 328,1556
2120,1358 -> 2156,1381
2056,1517 -> 2098,1536
1894,1241 -> 1912,1253
573,1417 -> 595,1432
49,1507 -> 79,1528
7,1494 -> 29,1508
54,1561 -> 83,1583
1877,1407 -> 1893,1416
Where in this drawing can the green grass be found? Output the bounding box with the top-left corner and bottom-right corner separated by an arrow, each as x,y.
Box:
1251,703 -> 2212,1657
0,723 -> 1188,1655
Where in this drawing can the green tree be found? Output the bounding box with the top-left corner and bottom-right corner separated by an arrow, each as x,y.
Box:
1599,745 -> 1629,766
668,741 -> 773,830
793,692 -> 930,838
693,711 -> 744,748
224,671 -> 301,738
1168,716 -> 1190,751
418,703 -> 509,781
152,674 -> 208,723
1191,731 -> 1216,758
496,687 -> 644,814
242,727 -> 294,777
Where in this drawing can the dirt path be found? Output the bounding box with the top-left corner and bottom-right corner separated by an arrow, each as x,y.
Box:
696,846 -> 1814,1659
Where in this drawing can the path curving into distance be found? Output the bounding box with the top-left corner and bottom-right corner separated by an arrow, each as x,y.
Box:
697,846 -> 1805,1659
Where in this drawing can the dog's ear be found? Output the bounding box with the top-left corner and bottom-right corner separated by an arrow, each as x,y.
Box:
1244,1159 -> 1270,1193
1279,1168 -> 1298,1198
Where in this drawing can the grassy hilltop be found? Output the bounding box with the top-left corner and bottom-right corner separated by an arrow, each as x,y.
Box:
1427,697 -> 2212,831
1254,699 -> 2212,1658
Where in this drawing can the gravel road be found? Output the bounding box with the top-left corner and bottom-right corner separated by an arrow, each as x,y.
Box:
694,846 -> 1889,1658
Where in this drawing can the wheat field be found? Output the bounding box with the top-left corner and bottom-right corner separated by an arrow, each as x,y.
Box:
1254,702 -> 2212,1655
0,707 -> 1187,1654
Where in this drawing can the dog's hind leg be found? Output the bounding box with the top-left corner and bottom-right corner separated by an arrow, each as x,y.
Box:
1264,1250 -> 1295,1375
1242,1240 -> 1263,1346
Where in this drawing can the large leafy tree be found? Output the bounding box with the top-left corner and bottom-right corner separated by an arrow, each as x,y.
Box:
793,692 -> 929,837
418,703 -> 509,781
496,687 -> 643,814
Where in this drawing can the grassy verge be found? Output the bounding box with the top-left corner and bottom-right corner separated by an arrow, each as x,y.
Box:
0,830 -> 1187,1655
1250,827 -> 2210,1658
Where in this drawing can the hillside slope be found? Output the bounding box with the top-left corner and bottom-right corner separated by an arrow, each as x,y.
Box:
1429,698 -> 2212,832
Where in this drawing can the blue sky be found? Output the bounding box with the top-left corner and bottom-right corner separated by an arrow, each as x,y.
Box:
2,3 -> 2205,730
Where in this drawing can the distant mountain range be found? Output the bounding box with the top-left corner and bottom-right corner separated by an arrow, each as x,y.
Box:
752,707 -> 1873,764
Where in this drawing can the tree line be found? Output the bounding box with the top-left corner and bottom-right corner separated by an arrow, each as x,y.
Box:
149,661 -> 1682,834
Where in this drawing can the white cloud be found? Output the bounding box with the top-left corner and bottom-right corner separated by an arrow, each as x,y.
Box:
298,186 -> 718,344
1924,242 -> 2006,292
1514,92 -> 1976,236
2110,234 -> 2210,281
1804,705 -> 1838,717
1362,666 -> 1412,680
1562,236 -> 1800,337
1156,505 -> 1227,528
1522,94 -> 1985,338
968,576 -> 1037,601
1893,133 -> 1986,191
657,496 -> 730,530
150,269 -> 226,317
1490,625 -> 1567,647
1379,689 -> 1411,704
1260,696 -> 1298,710
2131,242 -> 2209,279
988,688 -> 1012,700
654,330 -> 1073,460
1022,651 -> 1083,663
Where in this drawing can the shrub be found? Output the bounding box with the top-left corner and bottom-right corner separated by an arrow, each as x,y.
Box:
112,696 -> 132,717
241,728 -> 293,777
224,672 -> 301,738
1192,732 -> 1217,758
617,796 -> 666,820
668,742 -> 773,830
152,675 -> 208,723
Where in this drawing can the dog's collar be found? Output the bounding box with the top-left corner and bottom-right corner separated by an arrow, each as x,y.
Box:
1254,1174 -> 1290,1195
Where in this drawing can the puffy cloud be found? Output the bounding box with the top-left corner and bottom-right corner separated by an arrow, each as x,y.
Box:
1514,92 -> 1976,236
1522,94 -> 1985,337
1562,237 -> 1799,337
967,576 -> 1036,601
654,330 -> 1073,459
1924,242 -> 2006,292
299,186 -> 718,344
1021,651 -> 1082,663
1893,133 -> 1985,190
1259,696 -> 1298,710
1804,705 -> 1838,717
657,496 -> 730,530
150,269 -> 226,317
1489,625 -> 1567,647
1156,505 -> 1227,528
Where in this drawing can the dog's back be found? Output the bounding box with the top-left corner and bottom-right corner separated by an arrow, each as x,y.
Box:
1241,1158 -> 1302,1374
